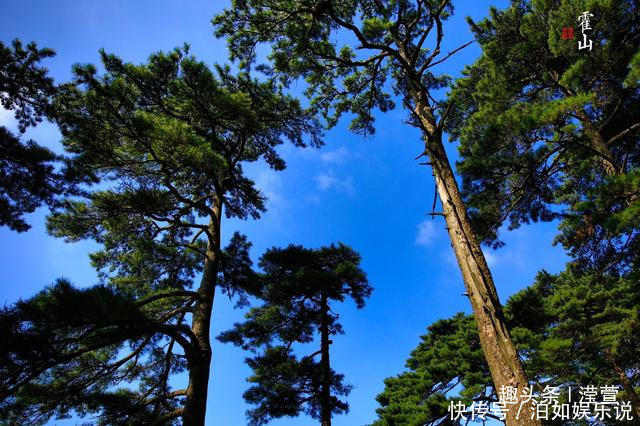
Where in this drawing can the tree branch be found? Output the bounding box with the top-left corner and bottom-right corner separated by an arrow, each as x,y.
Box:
606,121 -> 640,145
137,290 -> 199,307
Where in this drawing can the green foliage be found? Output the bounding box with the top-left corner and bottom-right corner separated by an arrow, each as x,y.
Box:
217,231 -> 260,307
0,128 -> 59,232
0,39 -> 63,231
0,39 -> 55,131
52,46 -> 320,224
374,267 -> 640,425
555,168 -> 640,274
0,279 -> 177,425
242,347 -> 352,425
47,45 -> 321,302
448,0 -> 640,251
372,314 -> 492,425
541,269 -> 639,384
1,46 -> 320,424
219,243 -> 371,425
213,0 -> 457,136
624,49 -> 640,88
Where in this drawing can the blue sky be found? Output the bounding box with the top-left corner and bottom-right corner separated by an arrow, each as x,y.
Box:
0,1 -> 568,425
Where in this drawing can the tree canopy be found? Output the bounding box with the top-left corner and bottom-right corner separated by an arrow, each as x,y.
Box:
0,39 -> 63,232
0,46 -> 321,425
449,0 -> 640,260
372,313 -> 493,426
219,243 -> 372,426
214,4 -> 539,423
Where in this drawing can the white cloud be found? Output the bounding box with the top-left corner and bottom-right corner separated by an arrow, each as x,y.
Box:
481,246 -> 530,270
245,167 -> 294,231
415,220 -> 438,246
320,146 -> 349,164
483,249 -> 499,267
254,168 -> 284,210
315,173 -> 338,190
440,245 -> 497,269
314,172 -> 355,196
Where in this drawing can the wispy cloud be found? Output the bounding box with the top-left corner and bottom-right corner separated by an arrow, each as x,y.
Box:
483,249 -> 499,267
320,146 -> 349,164
314,172 -> 355,196
254,168 -> 285,212
481,246 -> 529,270
415,220 -> 438,246
305,194 -> 321,205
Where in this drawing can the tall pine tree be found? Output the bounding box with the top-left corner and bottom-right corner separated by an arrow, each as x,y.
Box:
0,47 -> 320,425
213,4 -> 539,423
446,2 -> 640,418
219,243 -> 372,426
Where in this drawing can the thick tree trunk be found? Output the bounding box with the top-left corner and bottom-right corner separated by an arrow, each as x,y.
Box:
610,354 -> 640,420
183,196 -> 222,426
427,137 -> 539,426
320,292 -> 332,426
410,90 -> 540,425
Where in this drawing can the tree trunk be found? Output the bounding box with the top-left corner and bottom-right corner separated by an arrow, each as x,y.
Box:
549,71 -> 620,176
411,91 -> 540,426
183,196 -> 222,426
320,292 -> 332,426
579,117 -> 639,202
609,353 -> 640,420
577,111 -> 620,176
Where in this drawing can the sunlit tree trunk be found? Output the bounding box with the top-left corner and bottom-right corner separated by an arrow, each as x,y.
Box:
411,90 -> 541,426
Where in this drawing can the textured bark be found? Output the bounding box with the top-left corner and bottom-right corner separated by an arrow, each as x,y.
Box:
182,196 -> 222,426
576,110 -> 620,176
320,292 -> 332,426
410,89 -> 541,426
610,354 -> 640,420
588,131 -> 619,176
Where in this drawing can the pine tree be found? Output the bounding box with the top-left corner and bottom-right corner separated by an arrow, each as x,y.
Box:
446,1 -> 640,418
0,46 -> 320,425
373,267 -> 640,424
448,0 -> 639,266
533,269 -> 640,420
213,4 -> 539,423
219,243 -> 372,426
372,313 -> 493,426
0,39 -> 63,231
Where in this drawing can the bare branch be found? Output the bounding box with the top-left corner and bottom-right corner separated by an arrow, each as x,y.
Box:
137,290 -> 199,307
606,121 -> 640,145
152,408 -> 184,425
421,39 -> 474,74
